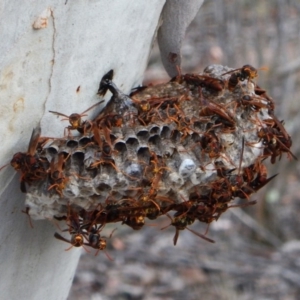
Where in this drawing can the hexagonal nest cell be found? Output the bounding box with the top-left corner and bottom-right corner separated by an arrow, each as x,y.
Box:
8,65 -> 296,251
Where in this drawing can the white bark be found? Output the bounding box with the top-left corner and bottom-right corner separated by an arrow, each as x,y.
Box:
0,1 -> 203,299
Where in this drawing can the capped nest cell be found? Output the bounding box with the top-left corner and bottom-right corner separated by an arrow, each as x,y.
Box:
8,65 -> 296,253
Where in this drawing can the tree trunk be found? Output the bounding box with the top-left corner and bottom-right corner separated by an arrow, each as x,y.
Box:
0,1 -> 203,299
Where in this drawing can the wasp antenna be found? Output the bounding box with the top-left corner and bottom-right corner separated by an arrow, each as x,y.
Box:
0,162 -> 9,172
49,110 -> 70,118
80,100 -> 105,115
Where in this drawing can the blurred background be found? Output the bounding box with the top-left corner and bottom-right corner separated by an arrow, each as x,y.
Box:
69,1 -> 300,299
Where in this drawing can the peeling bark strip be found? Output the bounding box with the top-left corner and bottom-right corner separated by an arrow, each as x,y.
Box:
9,64 -> 295,252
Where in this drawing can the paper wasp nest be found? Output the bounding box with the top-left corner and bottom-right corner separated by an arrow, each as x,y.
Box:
10,65 -> 295,249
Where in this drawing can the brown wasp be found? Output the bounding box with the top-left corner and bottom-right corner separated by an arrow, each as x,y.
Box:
267,111 -> 292,145
54,231 -> 86,250
200,131 -> 223,159
233,94 -> 269,112
122,214 -> 145,230
254,85 -> 275,110
199,91 -> 235,129
54,210 -> 114,260
10,126 -> 48,192
222,65 -> 266,90
162,212 -> 215,246
131,94 -> 183,125
209,177 -> 233,203
92,112 -> 122,150
265,115 -> 298,160
95,112 -> 123,129
48,152 -> 69,197
54,205 -> 100,254
89,144 -> 119,175
234,162 -> 278,198
85,225 -> 106,251
170,65 -> 224,93
248,163 -> 278,193
144,205 -> 162,220
140,152 -> 174,210
84,224 -> 115,259
199,131 -> 235,166
49,100 -> 104,135
181,74 -> 225,92
188,200 -> 216,224
185,193 -> 212,222
146,153 -> 170,190
93,201 -> 124,225
54,207 -> 112,259
114,197 -> 154,229
54,206 -> 87,251
257,127 -> 297,163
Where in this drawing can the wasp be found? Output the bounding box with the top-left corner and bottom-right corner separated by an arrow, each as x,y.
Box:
144,205 -> 161,220
181,74 -> 225,92
90,150 -> 119,176
200,131 -> 223,159
234,162 -> 278,198
209,178 -> 233,204
54,232 -> 85,250
54,205 -> 108,255
54,206 -> 87,251
10,126 -> 48,192
92,112 -> 122,151
94,201 -> 125,224
140,152 -> 174,210
222,65 -> 266,91
234,95 -> 269,112
131,94 -> 183,125
184,192 -> 216,224
248,163 -> 278,193
162,212 -> 215,246
254,85 -> 275,110
257,127 -> 296,163
223,64 -> 258,81
83,224 -> 113,259
48,152 -> 70,197
146,153 -> 170,191
199,91 -> 235,129
122,214 -> 145,230
267,111 -> 292,145
49,100 -> 104,136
